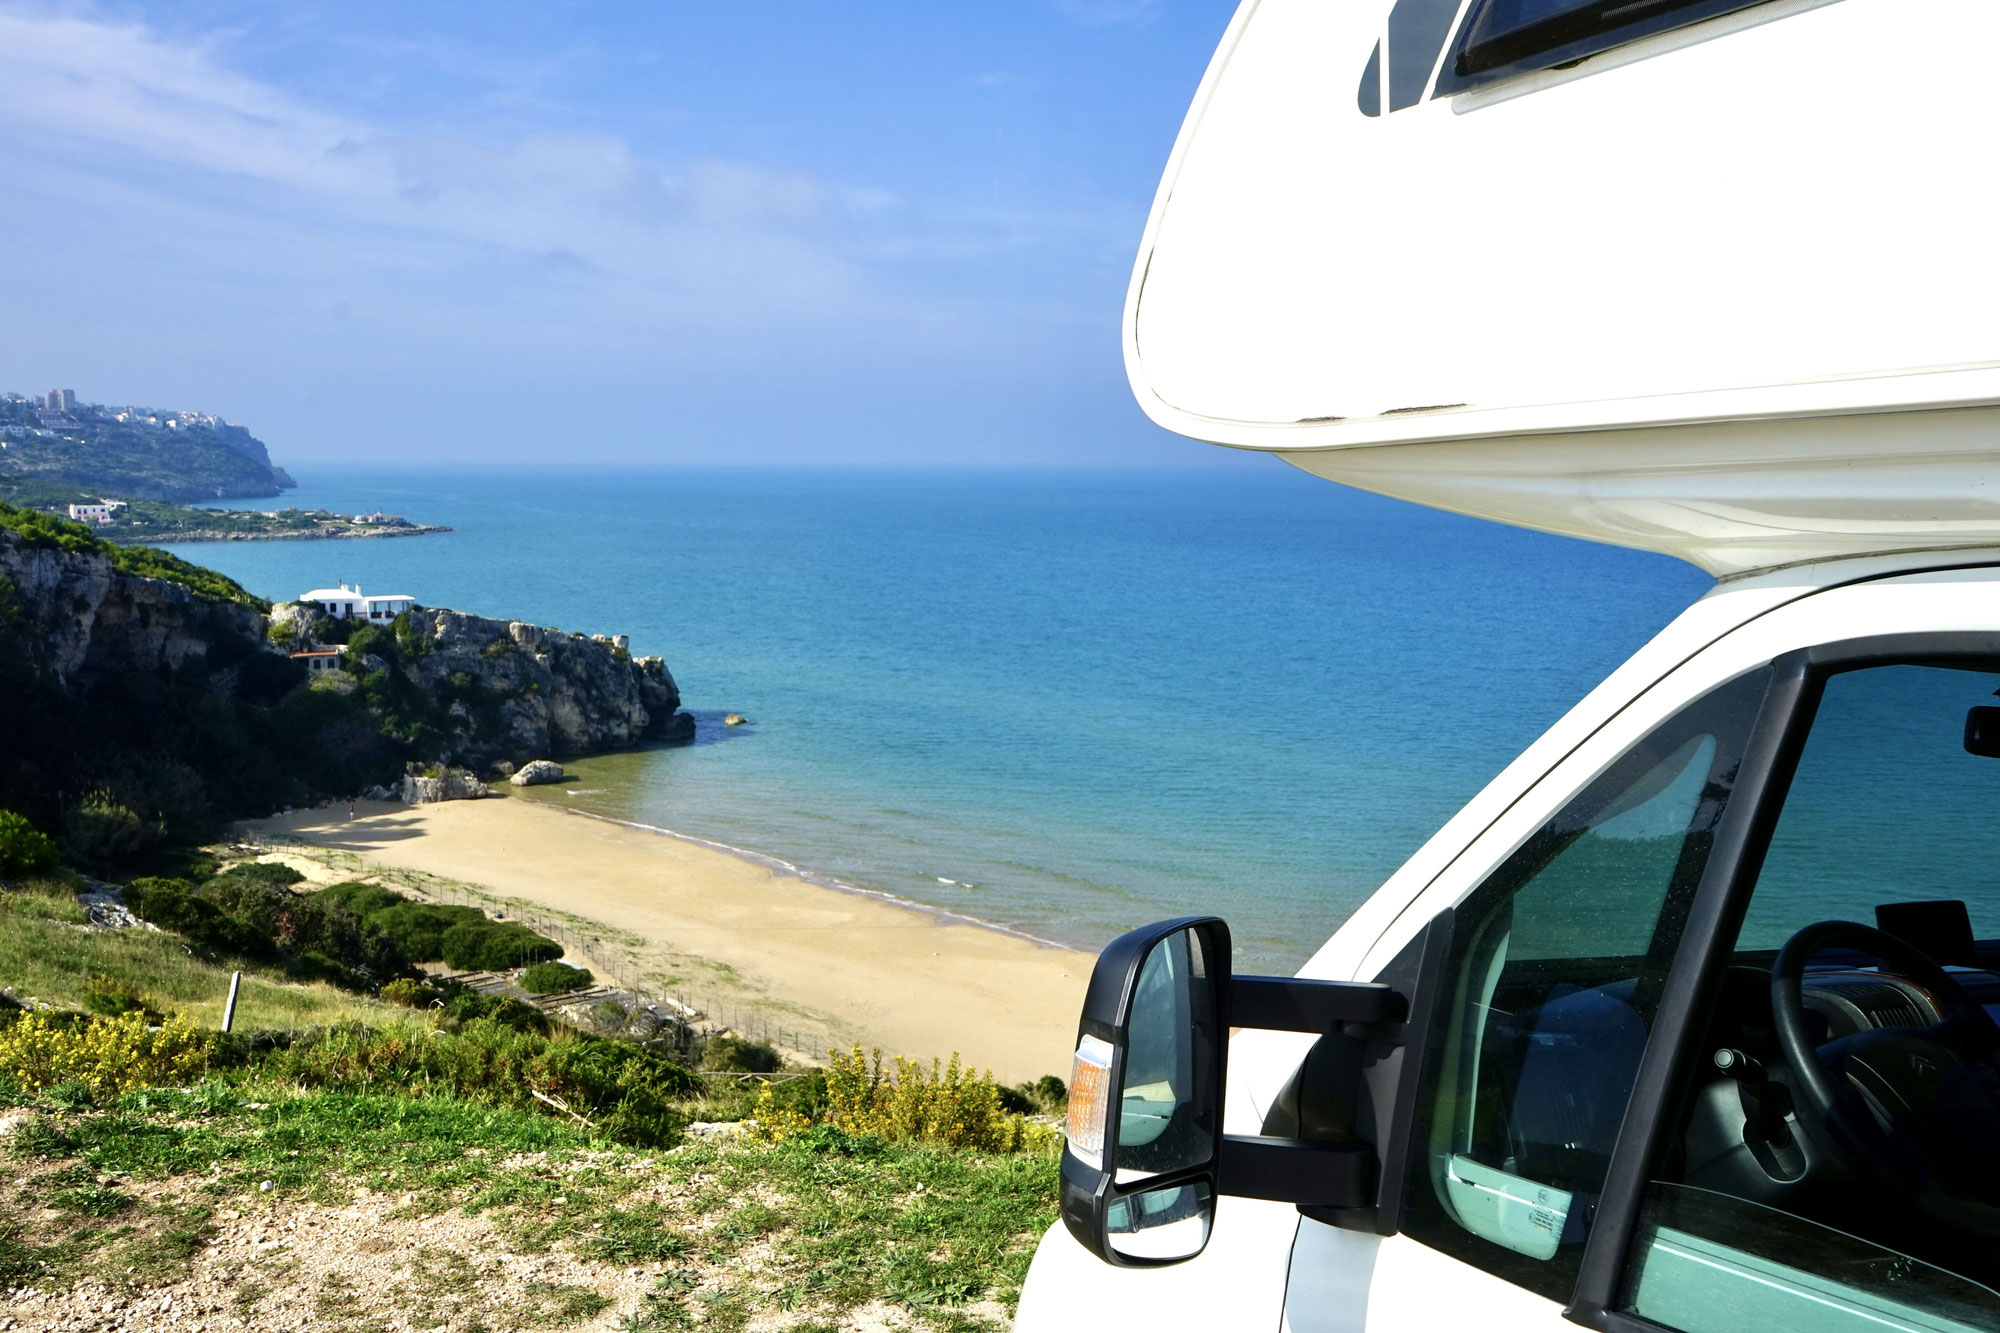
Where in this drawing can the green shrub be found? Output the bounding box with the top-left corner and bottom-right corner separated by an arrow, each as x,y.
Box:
0,1011 -> 210,1101
285,952 -> 363,989
313,881 -> 405,919
999,1074 -> 1069,1116
121,873 -> 410,990
122,877 -> 275,961
756,1048 -> 1056,1153
441,918 -> 560,971
81,974 -> 159,1020
120,845 -> 220,883
192,872 -> 409,985
362,901 -> 466,960
519,961 -> 592,994
212,861 -> 304,889
0,810 -> 57,880
701,1035 -> 782,1074
443,991 -> 549,1034
379,978 -> 436,1008
263,1018 -> 697,1147
61,792 -> 159,868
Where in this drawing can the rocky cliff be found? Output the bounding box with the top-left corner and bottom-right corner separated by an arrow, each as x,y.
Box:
0,528 -> 266,684
0,510 -> 697,847
273,602 -> 695,770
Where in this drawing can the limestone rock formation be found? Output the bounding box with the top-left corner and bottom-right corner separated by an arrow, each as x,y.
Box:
399,767 -> 489,803
0,529 -> 263,684
510,759 -> 563,786
275,603 -> 697,769
398,609 -> 696,767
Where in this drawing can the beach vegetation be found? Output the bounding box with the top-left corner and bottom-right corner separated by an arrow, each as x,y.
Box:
754,1047 -> 1060,1154
62,791 -> 160,868
303,880 -> 562,969
699,1034 -> 782,1074
122,864 -> 417,992
80,973 -> 161,1020
1000,1074 -> 1069,1116
258,1018 -> 697,1147
0,882 -> 1065,1325
0,808 -> 58,879
520,960 -> 593,994
0,1009 -> 210,1100
442,917 -> 562,970
379,976 -> 435,1007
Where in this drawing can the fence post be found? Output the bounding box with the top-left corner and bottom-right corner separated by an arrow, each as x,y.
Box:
221,971 -> 242,1034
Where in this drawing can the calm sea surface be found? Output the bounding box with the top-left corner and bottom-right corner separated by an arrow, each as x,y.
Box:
172,466 -> 1711,971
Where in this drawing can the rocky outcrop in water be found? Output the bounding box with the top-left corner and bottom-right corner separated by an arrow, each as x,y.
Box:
272,603 -> 696,770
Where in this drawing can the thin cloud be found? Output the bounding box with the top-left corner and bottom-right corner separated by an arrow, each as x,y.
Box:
1054,0 -> 1164,26
0,5 -> 1119,330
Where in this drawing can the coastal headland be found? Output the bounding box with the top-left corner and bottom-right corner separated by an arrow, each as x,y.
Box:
246,795 -> 1091,1084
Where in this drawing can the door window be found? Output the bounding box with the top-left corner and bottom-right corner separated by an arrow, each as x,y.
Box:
1619,662 -> 2000,1329
1399,671 -> 1767,1299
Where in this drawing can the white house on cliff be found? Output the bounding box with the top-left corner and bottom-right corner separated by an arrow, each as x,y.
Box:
301,582 -> 417,621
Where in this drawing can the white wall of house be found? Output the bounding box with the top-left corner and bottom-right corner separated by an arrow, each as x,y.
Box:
299,583 -> 417,620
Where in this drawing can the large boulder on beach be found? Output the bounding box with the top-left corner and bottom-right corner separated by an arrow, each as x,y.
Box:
400,767 -> 489,804
509,759 -> 564,787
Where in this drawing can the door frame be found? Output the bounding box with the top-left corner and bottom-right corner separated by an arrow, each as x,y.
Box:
1559,631 -> 2000,1331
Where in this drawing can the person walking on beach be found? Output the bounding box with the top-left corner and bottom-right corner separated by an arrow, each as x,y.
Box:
348,798 -> 356,820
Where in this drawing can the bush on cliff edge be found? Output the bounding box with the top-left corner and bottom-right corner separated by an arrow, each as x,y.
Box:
0,810 -> 57,880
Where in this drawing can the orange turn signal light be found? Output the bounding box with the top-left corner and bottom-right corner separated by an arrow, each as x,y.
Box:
1066,1034 -> 1114,1168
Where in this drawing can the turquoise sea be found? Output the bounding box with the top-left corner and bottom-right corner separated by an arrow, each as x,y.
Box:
172,466 -> 1711,971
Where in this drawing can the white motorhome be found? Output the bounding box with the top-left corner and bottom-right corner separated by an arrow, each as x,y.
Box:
1016,1 -> 2000,1330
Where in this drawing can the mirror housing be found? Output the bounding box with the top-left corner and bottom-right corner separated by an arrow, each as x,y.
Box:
1060,916 -> 1230,1267
1061,916 -> 1421,1267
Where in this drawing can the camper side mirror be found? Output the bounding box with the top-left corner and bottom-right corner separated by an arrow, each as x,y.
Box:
1059,916 -> 1229,1266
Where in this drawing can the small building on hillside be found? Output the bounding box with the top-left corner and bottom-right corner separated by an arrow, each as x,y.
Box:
301,583 -> 418,621
67,502 -> 119,525
290,648 -> 344,676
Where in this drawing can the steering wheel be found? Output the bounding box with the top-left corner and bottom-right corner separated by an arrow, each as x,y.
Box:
1771,920 -> 2000,1220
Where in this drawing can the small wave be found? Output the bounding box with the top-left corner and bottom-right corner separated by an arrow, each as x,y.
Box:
563,789 -> 607,796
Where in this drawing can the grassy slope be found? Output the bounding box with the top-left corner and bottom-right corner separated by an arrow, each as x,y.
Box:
0,905 -> 387,1031
0,886 -> 1062,1329
4,1091 -> 1058,1331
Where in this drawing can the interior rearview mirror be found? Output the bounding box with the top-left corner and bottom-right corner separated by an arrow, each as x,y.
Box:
1966,706 -> 2000,758
1060,916 -> 1228,1266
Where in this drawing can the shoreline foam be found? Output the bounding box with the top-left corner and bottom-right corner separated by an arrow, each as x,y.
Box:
543,803 -> 1089,955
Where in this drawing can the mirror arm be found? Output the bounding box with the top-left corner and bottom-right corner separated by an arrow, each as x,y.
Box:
1218,1133 -> 1376,1208
1230,975 -> 1408,1033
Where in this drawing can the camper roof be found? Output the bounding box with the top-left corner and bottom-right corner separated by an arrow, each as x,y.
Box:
1128,0 -> 2000,575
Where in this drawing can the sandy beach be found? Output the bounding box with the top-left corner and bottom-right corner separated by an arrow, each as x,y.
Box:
244,796 -> 1090,1084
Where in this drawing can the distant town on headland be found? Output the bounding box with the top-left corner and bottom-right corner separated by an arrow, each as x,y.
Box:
0,387 -> 449,544
0,386 -> 295,503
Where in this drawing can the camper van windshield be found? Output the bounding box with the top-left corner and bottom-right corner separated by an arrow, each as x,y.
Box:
1436,0 -> 1771,94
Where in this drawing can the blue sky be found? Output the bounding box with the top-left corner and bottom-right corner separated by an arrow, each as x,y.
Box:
0,1 -> 1252,467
